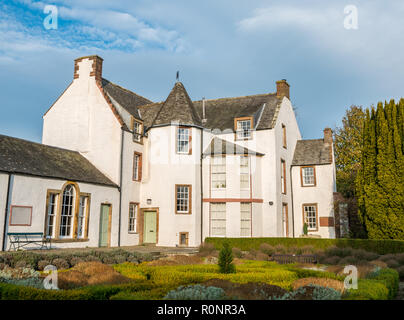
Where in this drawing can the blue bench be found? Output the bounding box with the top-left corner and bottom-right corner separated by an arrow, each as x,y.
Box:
7,232 -> 51,251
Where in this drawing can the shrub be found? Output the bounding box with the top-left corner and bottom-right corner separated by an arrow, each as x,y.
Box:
37,260 -> 51,271
323,256 -> 341,265
396,266 -> 404,279
367,268 -> 399,299
303,223 -> 308,235
199,243 -> 216,256
255,252 -> 269,261
69,257 -> 85,267
351,249 -> 379,261
272,285 -> 341,300
114,255 -> 127,264
51,258 -> 69,270
395,253 -> 404,265
274,244 -> 287,254
378,254 -> 396,262
344,279 -> 389,300
218,242 -> 235,274
339,255 -> 359,265
311,285 -> 342,300
385,259 -> 400,269
292,277 -> 344,293
164,284 -> 225,300
84,255 -> 101,263
232,248 -> 243,259
259,243 -> 275,256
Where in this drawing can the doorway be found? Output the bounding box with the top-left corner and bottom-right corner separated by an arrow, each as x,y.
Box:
99,204 -> 111,247
143,210 -> 157,244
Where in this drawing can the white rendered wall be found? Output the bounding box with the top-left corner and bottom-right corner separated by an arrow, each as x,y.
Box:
140,125 -> 202,247
3,174 -> 119,250
42,58 -> 122,184
291,164 -> 336,238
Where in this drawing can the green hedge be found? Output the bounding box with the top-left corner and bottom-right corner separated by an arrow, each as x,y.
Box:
0,281 -> 156,300
204,237 -> 404,254
344,268 -> 399,300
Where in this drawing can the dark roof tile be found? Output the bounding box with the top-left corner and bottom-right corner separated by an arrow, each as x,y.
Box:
292,139 -> 332,166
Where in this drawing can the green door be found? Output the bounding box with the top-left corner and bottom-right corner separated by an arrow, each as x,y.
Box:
99,204 -> 110,247
143,211 -> 157,244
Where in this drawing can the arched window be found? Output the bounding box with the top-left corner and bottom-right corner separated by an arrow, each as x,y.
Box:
60,184 -> 75,238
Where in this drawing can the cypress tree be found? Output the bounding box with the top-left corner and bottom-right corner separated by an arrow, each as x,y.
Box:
356,100 -> 404,239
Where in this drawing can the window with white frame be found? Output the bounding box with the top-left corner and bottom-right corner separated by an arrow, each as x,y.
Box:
77,195 -> 88,239
59,185 -> 75,238
177,127 -> 190,154
240,156 -> 250,189
302,166 -> 315,186
303,204 -> 317,231
210,203 -> 226,236
211,156 -> 226,189
133,153 -> 142,181
236,118 -> 252,139
132,119 -> 143,143
240,203 -> 251,237
281,159 -> 286,194
46,193 -> 58,238
176,185 -> 191,214
128,203 -> 138,232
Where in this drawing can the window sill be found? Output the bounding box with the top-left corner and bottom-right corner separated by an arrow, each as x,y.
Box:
128,232 -> 138,235
301,184 -> 316,188
176,212 -> 192,215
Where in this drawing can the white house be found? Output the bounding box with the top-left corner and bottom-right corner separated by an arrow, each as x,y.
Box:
0,55 -> 338,250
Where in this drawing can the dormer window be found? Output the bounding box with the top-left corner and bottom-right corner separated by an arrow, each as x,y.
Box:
132,118 -> 143,144
234,117 -> 253,140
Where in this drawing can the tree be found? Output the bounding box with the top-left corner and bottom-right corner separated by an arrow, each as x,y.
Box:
356,100 -> 404,239
333,105 -> 366,237
218,242 -> 235,274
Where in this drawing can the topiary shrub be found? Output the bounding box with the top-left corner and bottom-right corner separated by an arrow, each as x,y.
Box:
396,266 -> 404,279
84,255 -> 101,263
311,285 -> 342,300
51,258 -> 69,270
367,268 -> 399,299
198,243 -> 216,257
164,284 -> 225,300
351,249 -> 379,261
113,255 -> 127,264
339,255 -> 359,265
69,257 -> 85,267
323,256 -> 341,265
218,242 -> 235,274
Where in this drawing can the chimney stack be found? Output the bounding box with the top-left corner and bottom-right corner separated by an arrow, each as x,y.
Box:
276,79 -> 290,100
323,127 -> 333,162
74,55 -> 103,82
202,97 -> 207,123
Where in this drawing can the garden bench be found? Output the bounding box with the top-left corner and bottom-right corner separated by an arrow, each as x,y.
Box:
271,254 -> 317,264
7,232 -> 51,251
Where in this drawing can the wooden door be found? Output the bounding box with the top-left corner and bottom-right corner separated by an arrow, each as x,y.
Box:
143,211 -> 157,244
99,204 -> 111,247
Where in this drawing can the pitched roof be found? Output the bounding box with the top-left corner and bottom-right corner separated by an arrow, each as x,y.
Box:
138,92 -> 282,132
292,139 -> 332,166
101,78 -> 152,121
0,135 -> 117,187
193,94 -> 281,131
203,137 -> 264,157
150,82 -> 202,127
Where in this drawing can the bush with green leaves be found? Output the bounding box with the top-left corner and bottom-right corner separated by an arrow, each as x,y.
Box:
0,267 -> 43,289
164,284 -> 225,300
311,285 -> 342,300
218,242 -> 235,274
270,285 -> 341,300
366,268 -> 399,299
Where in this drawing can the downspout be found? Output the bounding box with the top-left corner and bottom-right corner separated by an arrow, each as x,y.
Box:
200,128 -> 204,245
118,128 -> 125,247
290,166 -> 295,238
2,174 -> 13,251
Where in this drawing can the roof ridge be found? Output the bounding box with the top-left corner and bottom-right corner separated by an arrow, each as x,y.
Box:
102,78 -> 152,103
0,134 -> 81,155
194,92 -> 276,103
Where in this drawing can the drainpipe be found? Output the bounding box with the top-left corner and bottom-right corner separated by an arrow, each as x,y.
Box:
289,166 -> 295,238
200,128 -> 204,245
2,174 -> 13,251
118,128 -> 125,247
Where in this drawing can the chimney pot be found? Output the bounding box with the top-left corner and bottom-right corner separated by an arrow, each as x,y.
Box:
276,79 -> 290,100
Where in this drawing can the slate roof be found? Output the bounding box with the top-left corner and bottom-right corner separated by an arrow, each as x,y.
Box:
0,135 -> 117,187
101,78 -> 152,121
292,139 -> 332,166
149,82 -> 202,127
203,137 -> 265,157
138,89 -> 282,132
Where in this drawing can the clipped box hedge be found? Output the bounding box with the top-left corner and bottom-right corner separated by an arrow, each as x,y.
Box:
204,237 -> 404,255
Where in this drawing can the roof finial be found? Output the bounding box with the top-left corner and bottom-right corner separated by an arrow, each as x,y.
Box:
176,71 -> 179,82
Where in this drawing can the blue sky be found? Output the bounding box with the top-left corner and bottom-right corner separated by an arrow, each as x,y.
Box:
1,0 -> 404,142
